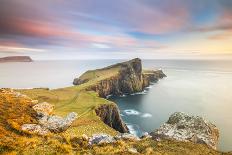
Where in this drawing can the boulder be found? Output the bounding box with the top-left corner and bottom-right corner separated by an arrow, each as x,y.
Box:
115,133 -> 140,141
39,112 -> 78,133
151,112 -> 219,150
33,102 -> 54,115
141,132 -> 152,139
21,124 -> 50,135
89,133 -> 115,145
128,148 -> 138,154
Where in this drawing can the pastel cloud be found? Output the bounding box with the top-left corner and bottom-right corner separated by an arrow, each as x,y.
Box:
0,0 -> 232,59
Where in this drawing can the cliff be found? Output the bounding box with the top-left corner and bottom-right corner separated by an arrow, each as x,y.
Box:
95,103 -> 129,133
0,56 -> 33,62
73,58 -> 166,98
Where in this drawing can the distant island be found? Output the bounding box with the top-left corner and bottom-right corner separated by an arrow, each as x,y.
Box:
0,56 -> 33,63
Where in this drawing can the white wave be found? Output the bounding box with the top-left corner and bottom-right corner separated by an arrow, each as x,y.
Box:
146,85 -> 153,89
120,94 -> 127,97
141,113 -> 152,118
130,90 -> 148,96
124,109 -> 141,115
106,94 -> 113,99
120,113 -> 125,117
127,124 -> 138,135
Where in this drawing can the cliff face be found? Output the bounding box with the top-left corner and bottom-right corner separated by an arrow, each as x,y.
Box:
74,58 -> 166,98
95,104 -> 129,133
0,56 -> 32,62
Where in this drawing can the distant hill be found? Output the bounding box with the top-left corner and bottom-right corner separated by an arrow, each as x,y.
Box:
0,56 -> 33,63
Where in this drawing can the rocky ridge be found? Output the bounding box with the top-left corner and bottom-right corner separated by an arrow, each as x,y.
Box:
151,112 -> 219,150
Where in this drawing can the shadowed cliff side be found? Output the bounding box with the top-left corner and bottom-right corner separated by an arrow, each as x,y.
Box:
95,103 -> 128,133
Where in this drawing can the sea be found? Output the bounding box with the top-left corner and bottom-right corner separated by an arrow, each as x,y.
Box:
0,59 -> 232,151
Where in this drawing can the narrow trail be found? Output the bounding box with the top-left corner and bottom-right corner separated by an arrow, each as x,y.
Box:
54,92 -> 79,110
54,91 -> 98,119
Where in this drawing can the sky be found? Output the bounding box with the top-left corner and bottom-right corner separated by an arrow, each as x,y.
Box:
0,0 -> 232,60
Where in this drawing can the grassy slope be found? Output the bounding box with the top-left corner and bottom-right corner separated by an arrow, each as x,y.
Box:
18,87 -> 117,137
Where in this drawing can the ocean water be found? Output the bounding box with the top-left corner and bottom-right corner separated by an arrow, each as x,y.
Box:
0,59 -> 232,151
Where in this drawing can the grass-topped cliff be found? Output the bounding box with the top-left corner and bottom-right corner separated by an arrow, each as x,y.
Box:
0,58 -> 231,154
73,58 -> 166,98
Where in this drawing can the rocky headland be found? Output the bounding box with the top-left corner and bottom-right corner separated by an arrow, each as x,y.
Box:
73,58 -> 166,98
0,56 -> 33,62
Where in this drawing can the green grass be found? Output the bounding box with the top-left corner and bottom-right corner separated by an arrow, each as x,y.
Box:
18,87 -> 117,138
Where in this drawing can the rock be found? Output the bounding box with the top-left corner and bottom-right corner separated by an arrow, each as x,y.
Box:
31,100 -> 39,104
150,112 -> 219,150
88,133 -> 115,145
33,102 -> 54,115
39,112 -> 78,133
141,132 -> 152,139
115,133 -> 140,141
82,134 -> 89,141
22,112 -> 78,134
142,69 -> 166,87
128,148 -> 138,154
95,104 -> 129,133
21,124 -> 49,135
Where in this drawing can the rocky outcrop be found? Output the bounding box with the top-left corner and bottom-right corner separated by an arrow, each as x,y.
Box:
21,124 -> 49,135
87,133 -> 140,145
73,58 -> 166,98
22,101 -> 78,135
33,102 -> 54,116
150,112 -> 219,150
37,112 -> 78,133
95,104 -> 129,133
115,133 -> 141,141
89,134 -> 116,145
142,69 -> 166,87
0,56 -> 33,62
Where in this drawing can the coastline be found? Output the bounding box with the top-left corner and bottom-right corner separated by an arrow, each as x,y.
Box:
0,58 -> 231,154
